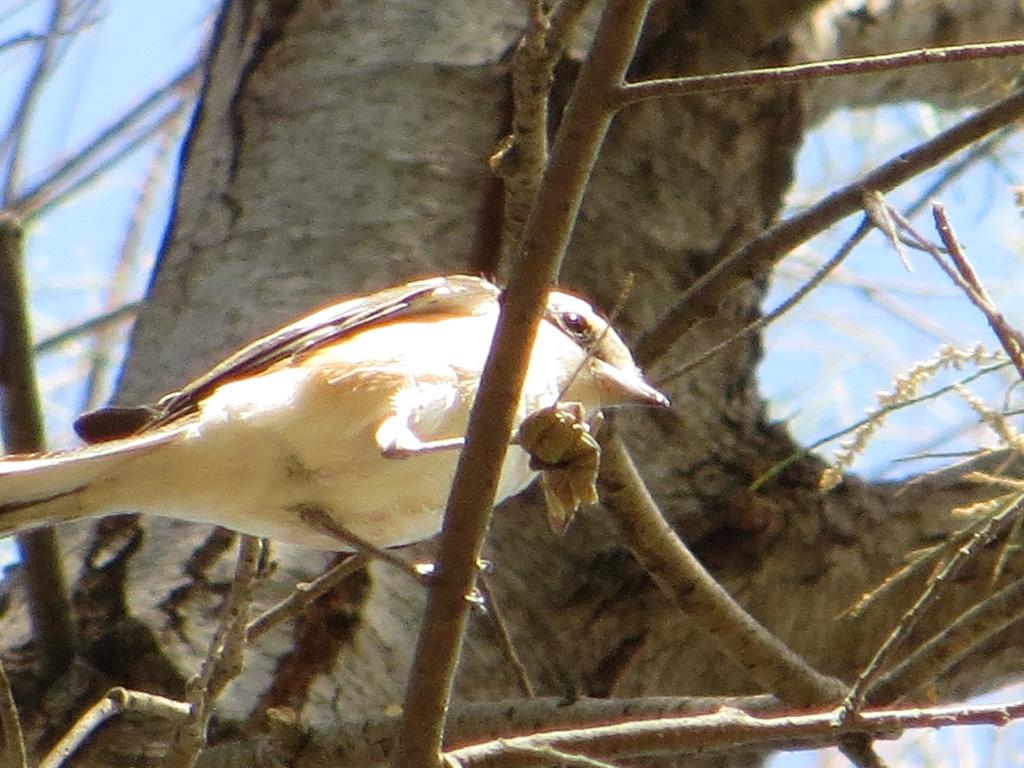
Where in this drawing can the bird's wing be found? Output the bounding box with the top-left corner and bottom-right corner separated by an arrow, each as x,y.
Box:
75,275 -> 498,440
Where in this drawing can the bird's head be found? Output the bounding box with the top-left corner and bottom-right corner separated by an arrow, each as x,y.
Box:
537,289 -> 668,411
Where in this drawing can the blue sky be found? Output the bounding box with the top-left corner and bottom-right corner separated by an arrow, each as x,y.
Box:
763,106 -> 1024,480
0,0 -> 208,534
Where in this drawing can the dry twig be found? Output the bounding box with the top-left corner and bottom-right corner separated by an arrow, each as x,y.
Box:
164,536 -> 263,768
841,494 -> 1024,717
245,553 -> 369,642
0,658 -> 26,768
868,571 -> 1024,705
39,688 -> 189,768
617,39 -> 1024,106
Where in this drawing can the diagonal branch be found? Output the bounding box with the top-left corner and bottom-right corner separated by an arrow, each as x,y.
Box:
635,84 -> 1024,368
598,431 -> 846,707
0,0 -> 74,203
0,658 -> 26,768
9,62 -> 201,220
616,39 -> 1024,106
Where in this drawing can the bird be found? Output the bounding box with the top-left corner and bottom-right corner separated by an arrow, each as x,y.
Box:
0,275 -> 668,551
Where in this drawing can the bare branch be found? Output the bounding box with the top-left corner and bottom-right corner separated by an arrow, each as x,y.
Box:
245,553 -> 368,643
164,535 -> 263,768
0,0 -> 74,203
636,85 -> 1024,368
9,62 -> 201,220
33,301 -> 141,356
39,688 -> 189,768
841,494 -> 1024,717
598,431 -> 845,707
298,505 -> 428,584
616,39 -> 1024,106
654,127 -> 1012,387
0,658 -> 26,768
0,216 -> 75,680
393,1 -> 655,765
869,572 -> 1024,706
931,204 -> 1024,384
444,699 -> 1024,767
80,120 -> 183,411
0,24 -> 93,59
476,572 -> 536,698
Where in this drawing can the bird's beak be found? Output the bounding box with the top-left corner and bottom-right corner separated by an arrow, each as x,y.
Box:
592,359 -> 670,408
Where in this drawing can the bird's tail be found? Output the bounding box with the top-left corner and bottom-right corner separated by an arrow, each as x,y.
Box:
0,428 -> 182,538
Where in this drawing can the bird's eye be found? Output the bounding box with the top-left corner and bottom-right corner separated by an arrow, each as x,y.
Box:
560,311 -> 592,340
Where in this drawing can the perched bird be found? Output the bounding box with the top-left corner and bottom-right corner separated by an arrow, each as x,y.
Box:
0,275 -> 667,550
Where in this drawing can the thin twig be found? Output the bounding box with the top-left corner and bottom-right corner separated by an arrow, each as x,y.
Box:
298,505 -> 427,585
0,24 -> 93,59
475,571 -> 536,698
863,190 -> 913,269
444,698 -> 1024,767
9,62 -> 200,219
245,553 -> 369,642
840,498 -> 1004,623
749,361 -> 1010,492
0,217 -> 75,680
867,573 -> 1024,706
868,573 -> 1024,712
164,536 -> 262,768
840,493 -> 1024,718
33,301 -> 141,355
636,85 -> 1024,368
80,117 -> 182,412
656,217 -> 870,387
616,39 -> 1024,106
392,2 -> 655,765
0,0 -> 37,26
869,199 -> 1024,385
0,0 -> 72,203
654,127 -> 1011,385
0,658 -> 27,768
201,536 -> 262,703
18,100 -> 192,223
779,258 -> 954,342
39,687 -> 189,768
931,204 -> 1024,383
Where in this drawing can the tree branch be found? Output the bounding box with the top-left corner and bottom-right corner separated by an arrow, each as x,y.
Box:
393,1 -> 655,765
598,431 -> 846,707
444,698 -> 1024,767
636,83 -> 1024,368
0,216 -> 75,680
617,39 -> 1024,106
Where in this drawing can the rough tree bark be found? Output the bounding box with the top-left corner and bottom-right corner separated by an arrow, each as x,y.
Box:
4,0 -> 1024,765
